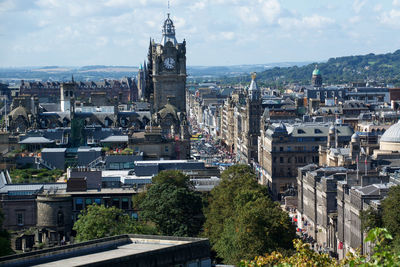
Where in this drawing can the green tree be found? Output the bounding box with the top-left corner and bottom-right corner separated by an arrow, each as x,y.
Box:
0,209 -> 13,256
242,228 -> 400,267
204,165 -> 295,265
361,208 -> 383,232
151,170 -> 193,188
382,186 -> 400,241
137,170 -> 204,237
73,204 -> 155,242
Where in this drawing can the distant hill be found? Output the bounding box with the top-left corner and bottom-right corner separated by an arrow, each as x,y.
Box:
0,62 -> 310,83
254,50 -> 400,86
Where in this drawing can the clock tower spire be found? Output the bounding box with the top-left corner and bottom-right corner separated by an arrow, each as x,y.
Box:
148,13 -> 187,113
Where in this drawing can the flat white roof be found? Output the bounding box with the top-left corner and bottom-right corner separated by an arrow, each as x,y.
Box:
33,238 -> 190,267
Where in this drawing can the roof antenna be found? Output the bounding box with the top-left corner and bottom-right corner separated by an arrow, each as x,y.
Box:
168,0 -> 170,10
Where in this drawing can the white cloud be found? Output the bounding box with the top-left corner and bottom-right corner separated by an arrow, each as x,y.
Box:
279,14 -> 334,30
172,16 -> 186,28
394,0 -> 400,7
237,6 -> 259,24
353,0 -> 367,14
96,36 -> 109,47
190,0 -> 207,11
221,31 -> 235,40
260,0 -> 281,24
349,16 -> 361,24
380,9 -> 400,27
0,0 -> 15,13
374,4 -> 382,12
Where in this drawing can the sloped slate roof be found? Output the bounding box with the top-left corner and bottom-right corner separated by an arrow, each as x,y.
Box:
19,137 -> 54,144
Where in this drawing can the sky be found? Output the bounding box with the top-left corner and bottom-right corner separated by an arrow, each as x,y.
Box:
1,0 -> 400,67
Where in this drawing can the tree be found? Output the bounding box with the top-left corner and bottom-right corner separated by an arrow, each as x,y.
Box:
204,165 -> 263,245
204,165 -> 296,265
73,204 -> 155,242
361,208 -> 383,232
241,228 -> 400,267
137,170 -> 204,237
151,170 -> 193,188
0,209 -> 13,256
382,186 -> 400,240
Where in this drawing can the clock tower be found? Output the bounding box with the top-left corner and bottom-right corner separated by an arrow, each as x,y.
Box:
147,13 -> 187,113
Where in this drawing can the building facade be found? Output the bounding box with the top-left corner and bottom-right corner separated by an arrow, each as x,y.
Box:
147,14 -> 187,113
258,122 -> 353,199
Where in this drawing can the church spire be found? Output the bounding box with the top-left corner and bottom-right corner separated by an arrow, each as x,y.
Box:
248,72 -> 260,101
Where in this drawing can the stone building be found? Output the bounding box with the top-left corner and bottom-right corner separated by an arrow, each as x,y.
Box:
296,165 -> 347,254
6,81 -> 151,133
0,175 -> 138,251
296,165 -> 391,258
258,121 -> 353,199
336,179 -> 393,259
19,78 -> 137,104
311,65 -> 322,87
219,95 -> 237,153
234,73 -> 262,164
146,13 -> 186,113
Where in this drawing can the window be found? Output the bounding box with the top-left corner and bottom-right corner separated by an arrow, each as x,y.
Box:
297,129 -> 305,134
109,163 -> 120,170
287,146 -> 292,151
122,198 -> 129,210
75,198 -> 83,210
85,198 -> 92,206
314,129 -> 322,134
280,157 -> 284,163
57,211 -> 64,226
94,198 -> 101,205
17,213 -> 24,226
165,146 -> 169,152
112,198 -> 120,208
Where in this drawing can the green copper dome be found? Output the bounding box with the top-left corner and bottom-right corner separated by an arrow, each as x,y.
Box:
312,68 -> 321,75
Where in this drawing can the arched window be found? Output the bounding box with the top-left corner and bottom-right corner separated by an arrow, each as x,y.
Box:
57,211 -> 64,226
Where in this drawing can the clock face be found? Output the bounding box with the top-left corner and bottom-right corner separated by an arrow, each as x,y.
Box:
164,57 -> 175,69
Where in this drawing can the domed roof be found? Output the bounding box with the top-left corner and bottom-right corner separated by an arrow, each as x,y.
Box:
312,68 -> 321,76
9,106 -> 28,120
380,121 -> 400,143
351,132 -> 360,141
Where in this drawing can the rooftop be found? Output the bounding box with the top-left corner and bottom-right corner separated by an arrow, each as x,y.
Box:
0,235 -> 210,267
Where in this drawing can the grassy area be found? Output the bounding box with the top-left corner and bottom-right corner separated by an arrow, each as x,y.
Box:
10,168 -> 64,184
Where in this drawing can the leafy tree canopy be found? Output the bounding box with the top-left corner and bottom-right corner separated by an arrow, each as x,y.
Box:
204,165 -> 295,265
151,169 -> 193,188
137,170 -> 204,237
241,228 -> 400,267
219,49 -> 400,87
73,204 -> 155,242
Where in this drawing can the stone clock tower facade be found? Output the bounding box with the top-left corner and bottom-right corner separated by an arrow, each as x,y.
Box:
147,13 -> 186,113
